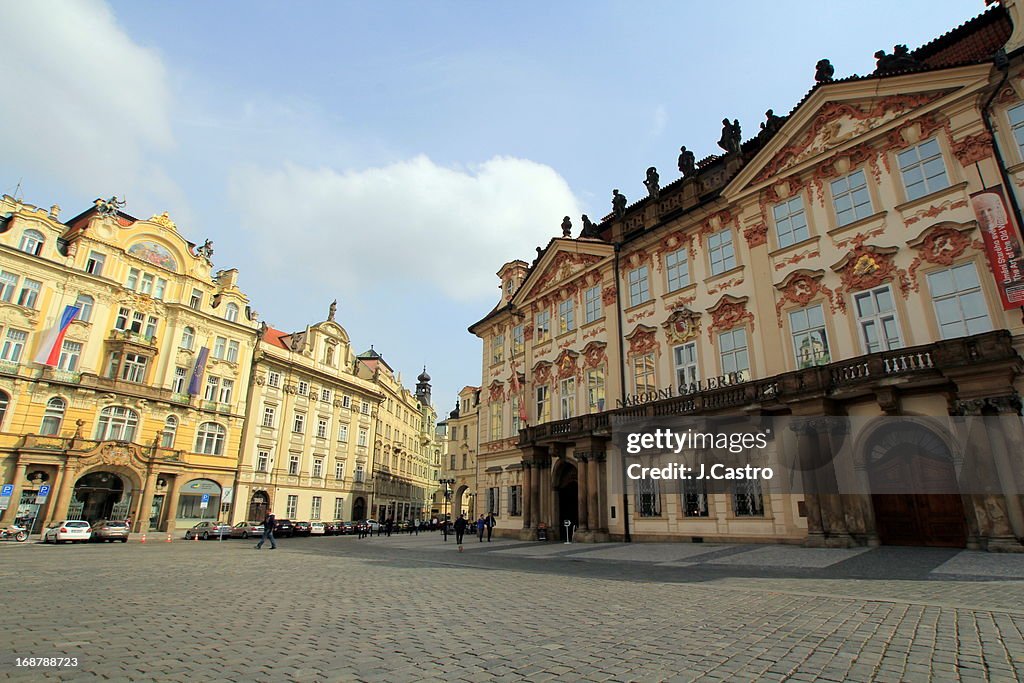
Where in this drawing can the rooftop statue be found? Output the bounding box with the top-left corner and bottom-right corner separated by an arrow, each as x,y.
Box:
643,167 -> 660,199
677,146 -> 695,177
612,189 -> 627,219
718,118 -> 742,155
814,58 -> 834,83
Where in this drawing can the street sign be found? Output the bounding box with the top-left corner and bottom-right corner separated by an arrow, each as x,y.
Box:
201,493 -> 210,503
35,484 -> 51,505
1,484 -> 12,497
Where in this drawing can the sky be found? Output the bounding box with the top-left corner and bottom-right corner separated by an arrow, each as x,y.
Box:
0,0 -> 990,413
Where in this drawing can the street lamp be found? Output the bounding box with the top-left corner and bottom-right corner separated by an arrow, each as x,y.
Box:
439,478 -> 455,542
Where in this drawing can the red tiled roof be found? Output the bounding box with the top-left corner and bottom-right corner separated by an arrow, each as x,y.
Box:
262,326 -> 290,350
914,4 -> 1010,67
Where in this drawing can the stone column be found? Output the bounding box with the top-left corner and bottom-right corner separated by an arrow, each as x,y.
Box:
576,453 -> 590,532
588,449 -> 602,534
0,462 -> 28,525
43,463 -> 69,527
985,398 -> 1024,542
51,463 -> 78,525
136,470 -> 158,533
530,453 -> 542,530
163,476 -> 182,533
794,423 -> 825,548
521,460 -> 533,529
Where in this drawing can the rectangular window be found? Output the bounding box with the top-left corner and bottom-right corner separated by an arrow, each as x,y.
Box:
492,334 -> 505,364
17,278 -> 41,309
509,485 -> 522,516
719,328 -> 750,380
898,138 -> 949,201
338,424 -> 348,442
140,273 -> 154,295
293,413 -> 305,434
831,169 -> 873,227
854,285 -> 903,353
535,310 -> 551,342
126,268 -> 140,290
320,387 -> 331,403
512,324 -> 524,355
584,285 -> 602,324
267,371 -> 280,388
120,353 -> 148,383
154,277 -> 167,300
927,262 -> 992,339
490,401 -> 502,440
218,378 -> 234,404
535,385 -> 550,423
317,417 -> 328,439
286,494 -> 298,517
0,329 -> 27,362
0,272 -> 18,303
334,497 -> 344,518
681,478 -> 709,517
204,376 -> 220,401
298,380 -> 309,396
357,428 -> 368,447
487,487 -> 500,516
58,340 -> 82,372
114,307 -> 129,331
559,377 -> 575,419
665,248 -> 690,292
213,336 -> 226,359
144,315 -> 158,340
790,304 -> 830,368
1010,103 -> 1024,158
335,461 -> 345,480
628,266 -> 650,306
708,229 -> 736,275
130,311 -> 144,334
85,251 -> 105,276
173,366 -> 188,394
586,368 -> 605,413
511,395 -> 522,433
227,340 -> 240,363
632,353 -> 656,395
262,404 -> 276,428
558,298 -> 575,333
312,459 -> 324,479
773,196 -> 809,248
189,288 -> 202,309
733,480 -> 765,516
342,395 -> 351,409
636,477 -> 661,517
288,455 -> 300,476
256,449 -> 269,473
75,295 -> 93,323
674,342 -> 699,390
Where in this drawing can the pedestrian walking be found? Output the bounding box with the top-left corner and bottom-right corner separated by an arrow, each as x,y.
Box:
413,520 -> 419,536
476,514 -> 486,542
454,513 -> 468,551
486,513 -> 496,542
385,517 -> 393,537
255,511 -> 277,549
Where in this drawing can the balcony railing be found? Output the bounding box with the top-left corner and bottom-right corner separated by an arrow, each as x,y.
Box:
108,329 -> 158,347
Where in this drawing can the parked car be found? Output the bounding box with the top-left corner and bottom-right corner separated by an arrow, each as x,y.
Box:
43,520 -> 92,544
274,519 -> 294,537
185,521 -> 232,540
90,520 -> 130,543
338,521 -> 354,535
292,521 -> 312,537
230,521 -> 264,539
310,522 -> 326,536
365,520 -> 381,532
322,521 -> 337,536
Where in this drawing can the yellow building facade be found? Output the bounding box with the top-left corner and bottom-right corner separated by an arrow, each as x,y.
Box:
0,195 -> 258,533
471,4 -> 1024,549
234,310 -> 384,524
442,386 -> 481,520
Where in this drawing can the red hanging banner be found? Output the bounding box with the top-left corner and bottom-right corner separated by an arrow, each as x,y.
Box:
970,186 -> 1024,309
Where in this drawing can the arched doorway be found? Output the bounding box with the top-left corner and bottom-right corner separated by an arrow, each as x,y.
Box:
248,491 -> 269,521
72,471 -> 132,523
866,422 -> 967,548
553,461 -> 579,540
351,497 -> 366,521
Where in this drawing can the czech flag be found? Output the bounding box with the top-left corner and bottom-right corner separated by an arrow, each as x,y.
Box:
187,346 -> 210,395
33,305 -> 80,366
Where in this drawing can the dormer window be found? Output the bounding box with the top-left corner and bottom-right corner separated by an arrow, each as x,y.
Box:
225,303 -> 239,322
19,229 -> 44,256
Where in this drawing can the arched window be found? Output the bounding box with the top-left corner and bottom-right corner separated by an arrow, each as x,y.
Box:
180,327 -> 195,350
324,345 -> 335,366
0,390 -> 10,429
96,406 -> 139,442
161,415 -> 178,448
225,303 -> 239,322
195,422 -> 226,455
39,397 -> 66,436
19,229 -> 44,255
75,294 -> 94,323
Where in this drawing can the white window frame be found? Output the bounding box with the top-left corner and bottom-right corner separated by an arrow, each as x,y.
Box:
673,342 -> 699,390
708,229 -> 736,275
632,353 -> 656,395
558,298 -> 575,333
853,285 -> 903,354
898,137 -> 949,201
718,328 -> 750,380
790,304 -> 831,368
559,377 -> 575,419
773,195 -> 809,248
831,169 -> 873,227
927,262 -> 993,339
584,285 -> 602,324
628,266 -> 650,306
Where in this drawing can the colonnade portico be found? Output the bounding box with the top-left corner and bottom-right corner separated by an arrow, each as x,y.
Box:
518,438 -> 610,542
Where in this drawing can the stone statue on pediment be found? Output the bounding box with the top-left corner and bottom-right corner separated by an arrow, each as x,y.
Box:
677,146 -> 695,177
644,167 -> 660,199
612,189 -> 627,219
561,216 -> 572,238
718,119 -> 742,155
814,59 -> 834,83
580,214 -> 599,238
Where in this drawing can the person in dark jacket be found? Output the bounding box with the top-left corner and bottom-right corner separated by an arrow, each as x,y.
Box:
476,514 -> 486,542
255,511 -> 276,550
453,513 -> 468,552
486,513 -> 496,542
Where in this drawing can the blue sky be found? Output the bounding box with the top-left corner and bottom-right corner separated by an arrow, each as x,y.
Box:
0,0 -> 988,411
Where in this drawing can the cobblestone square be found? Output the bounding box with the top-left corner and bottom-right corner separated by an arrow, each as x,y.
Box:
1,535 -> 1023,681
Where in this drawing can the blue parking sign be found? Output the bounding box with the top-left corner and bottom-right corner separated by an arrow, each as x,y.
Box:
201,493 -> 210,503
37,484 -> 50,498
1,484 -> 12,497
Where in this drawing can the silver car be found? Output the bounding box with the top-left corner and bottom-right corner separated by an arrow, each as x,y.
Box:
91,520 -> 130,543
185,521 -> 232,540
229,521 -> 264,539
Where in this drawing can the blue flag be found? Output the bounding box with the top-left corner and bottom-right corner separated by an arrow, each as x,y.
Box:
188,346 -> 210,395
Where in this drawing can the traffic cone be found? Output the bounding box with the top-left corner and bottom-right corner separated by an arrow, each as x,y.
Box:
140,533 -> 146,543
165,534 -> 172,543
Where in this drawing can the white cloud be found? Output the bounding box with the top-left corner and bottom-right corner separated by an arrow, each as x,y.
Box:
229,155 -> 581,303
652,105 -> 668,137
0,0 -> 174,199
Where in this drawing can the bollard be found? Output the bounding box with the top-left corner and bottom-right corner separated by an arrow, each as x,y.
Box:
140,533 -> 146,544
165,533 -> 172,543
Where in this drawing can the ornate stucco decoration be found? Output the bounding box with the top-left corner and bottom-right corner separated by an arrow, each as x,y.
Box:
905,221 -> 979,290
662,306 -> 702,345
705,295 -> 755,341
830,244 -> 906,307
625,324 -> 659,356
581,341 -> 607,369
773,269 -> 837,321
554,349 -> 580,380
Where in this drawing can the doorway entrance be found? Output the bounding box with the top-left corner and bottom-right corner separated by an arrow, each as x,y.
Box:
352,497 -> 366,521
867,424 -> 967,548
248,491 -> 269,522
553,462 -> 579,541
71,471 -> 132,523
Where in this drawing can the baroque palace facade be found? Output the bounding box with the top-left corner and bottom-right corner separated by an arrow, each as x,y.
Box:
0,196 -> 441,532
470,1 -> 1024,550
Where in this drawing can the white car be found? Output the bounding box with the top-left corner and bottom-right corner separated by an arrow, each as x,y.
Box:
310,522 -> 326,535
43,520 -> 92,544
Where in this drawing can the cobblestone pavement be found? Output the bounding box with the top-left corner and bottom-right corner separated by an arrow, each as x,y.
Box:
1,533 -> 1023,682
